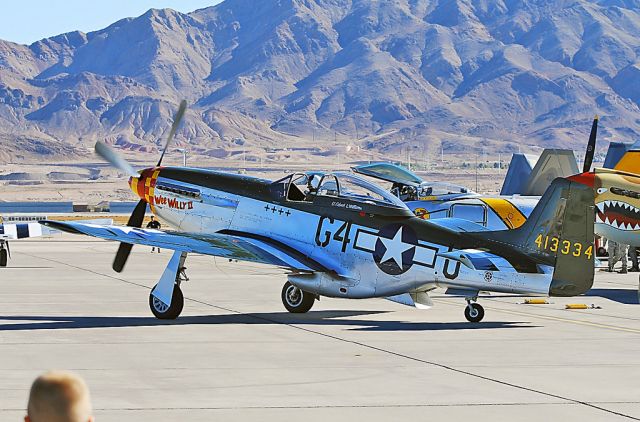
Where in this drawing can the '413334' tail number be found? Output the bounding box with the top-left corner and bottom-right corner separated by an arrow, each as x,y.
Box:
534,234 -> 593,259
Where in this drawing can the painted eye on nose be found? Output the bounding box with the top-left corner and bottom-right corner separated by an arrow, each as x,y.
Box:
596,188 -> 607,194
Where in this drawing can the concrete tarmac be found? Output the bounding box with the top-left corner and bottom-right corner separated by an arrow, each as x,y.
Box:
0,236 -> 639,421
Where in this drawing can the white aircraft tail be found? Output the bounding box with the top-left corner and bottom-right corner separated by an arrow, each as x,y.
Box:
501,149 -> 578,196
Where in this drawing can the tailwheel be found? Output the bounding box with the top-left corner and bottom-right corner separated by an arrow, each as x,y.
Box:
0,247 -> 7,267
149,284 -> 184,320
281,281 -> 315,313
464,302 -> 484,323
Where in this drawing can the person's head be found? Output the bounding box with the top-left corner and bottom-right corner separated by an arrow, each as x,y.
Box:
25,371 -> 93,422
150,216 -> 155,221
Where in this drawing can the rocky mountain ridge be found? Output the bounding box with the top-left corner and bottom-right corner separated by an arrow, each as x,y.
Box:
0,0 -> 639,164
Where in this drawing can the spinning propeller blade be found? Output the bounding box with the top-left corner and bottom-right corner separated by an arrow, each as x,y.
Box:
95,141 -> 139,178
157,100 -> 187,167
112,199 -> 147,273
583,115 -> 598,173
95,100 -> 187,272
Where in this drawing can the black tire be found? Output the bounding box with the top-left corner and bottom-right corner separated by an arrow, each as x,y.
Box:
149,285 -> 184,319
464,303 -> 485,323
281,281 -> 315,313
0,248 -> 7,267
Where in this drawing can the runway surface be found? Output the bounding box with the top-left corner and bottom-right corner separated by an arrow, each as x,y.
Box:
1,236 -> 639,421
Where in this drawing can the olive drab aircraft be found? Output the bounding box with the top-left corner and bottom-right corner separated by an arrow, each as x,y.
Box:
41,101 -> 597,323
560,118 -> 640,247
590,151 -> 640,247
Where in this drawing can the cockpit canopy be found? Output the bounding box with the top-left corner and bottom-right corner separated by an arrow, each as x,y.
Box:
274,171 -> 409,209
352,162 -> 423,185
352,162 -> 474,201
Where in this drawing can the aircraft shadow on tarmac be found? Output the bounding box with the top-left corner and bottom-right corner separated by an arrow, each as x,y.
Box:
584,288 -> 640,305
0,310 -> 537,332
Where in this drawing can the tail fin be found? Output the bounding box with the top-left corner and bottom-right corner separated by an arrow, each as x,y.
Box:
524,149 -> 579,196
603,142 -> 631,169
500,149 -> 579,195
480,177 -> 595,296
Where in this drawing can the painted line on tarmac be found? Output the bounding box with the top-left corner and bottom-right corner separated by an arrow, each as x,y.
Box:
23,252 -> 640,421
433,299 -> 640,334
1,400 -> 639,412
196,296 -> 640,421
0,401 -> 590,412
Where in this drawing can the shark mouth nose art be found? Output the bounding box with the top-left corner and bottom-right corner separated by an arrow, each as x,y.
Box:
596,200 -> 640,231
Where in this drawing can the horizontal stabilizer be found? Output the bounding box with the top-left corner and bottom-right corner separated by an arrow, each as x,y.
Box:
438,249 -> 517,272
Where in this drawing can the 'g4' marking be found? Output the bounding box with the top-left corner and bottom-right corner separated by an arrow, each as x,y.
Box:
315,216 -> 352,252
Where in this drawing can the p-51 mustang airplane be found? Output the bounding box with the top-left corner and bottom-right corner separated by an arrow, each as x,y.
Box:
355,117 -> 640,248
589,146 -> 640,247
42,102 -> 596,322
352,161 -> 537,230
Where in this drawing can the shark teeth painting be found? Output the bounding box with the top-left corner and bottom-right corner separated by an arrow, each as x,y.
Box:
595,200 -> 640,231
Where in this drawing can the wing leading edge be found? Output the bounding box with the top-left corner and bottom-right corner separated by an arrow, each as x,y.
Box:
40,220 -> 328,273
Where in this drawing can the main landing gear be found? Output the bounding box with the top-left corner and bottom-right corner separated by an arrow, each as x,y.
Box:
464,297 -> 485,323
150,286 -> 184,319
149,251 -> 189,319
281,281 -> 315,313
0,242 -> 8,267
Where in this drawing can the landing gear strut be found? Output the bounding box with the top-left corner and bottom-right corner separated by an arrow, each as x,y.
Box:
464,298 -> 484,322
0,242 -> 8,267
149,251 -> 188,319
281,281 -> 315,313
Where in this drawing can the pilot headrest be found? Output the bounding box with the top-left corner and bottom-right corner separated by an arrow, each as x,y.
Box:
308,174 -> 320,190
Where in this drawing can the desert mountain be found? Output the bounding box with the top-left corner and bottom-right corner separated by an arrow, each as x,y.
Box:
0,0 -> 639,163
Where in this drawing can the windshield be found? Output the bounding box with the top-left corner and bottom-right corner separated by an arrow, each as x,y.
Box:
417,182 -> 472,197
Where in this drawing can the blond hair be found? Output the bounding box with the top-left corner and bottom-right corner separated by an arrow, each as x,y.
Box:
26,371 -> 93,422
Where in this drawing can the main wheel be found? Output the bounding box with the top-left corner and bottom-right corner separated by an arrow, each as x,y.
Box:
464,303 -> 484,322
149,285 -> 184,319
281,281 -> 315,313
0,248 -> 7,267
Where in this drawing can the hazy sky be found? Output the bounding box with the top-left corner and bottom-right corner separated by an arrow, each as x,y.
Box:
1,0 -> 223,45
